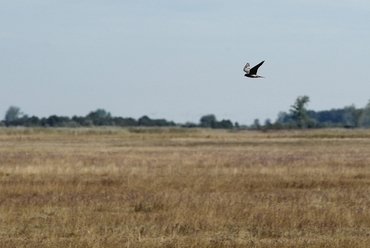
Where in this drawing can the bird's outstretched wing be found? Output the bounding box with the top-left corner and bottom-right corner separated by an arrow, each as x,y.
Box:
249,61 -> 265,75
243,63 -> 250,73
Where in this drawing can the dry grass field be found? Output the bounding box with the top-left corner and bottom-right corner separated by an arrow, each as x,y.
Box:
0,127 -> 370,247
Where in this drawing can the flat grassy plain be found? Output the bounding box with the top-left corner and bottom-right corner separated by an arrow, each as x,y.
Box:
0,127 -> 370,247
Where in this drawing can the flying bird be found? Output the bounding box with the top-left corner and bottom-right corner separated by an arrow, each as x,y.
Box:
243,60 -> 265,78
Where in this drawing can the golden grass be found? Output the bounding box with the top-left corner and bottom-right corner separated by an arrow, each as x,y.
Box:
0,127 -> 370,247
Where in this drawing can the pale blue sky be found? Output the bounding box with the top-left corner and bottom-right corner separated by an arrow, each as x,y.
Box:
1,1 -> 370,125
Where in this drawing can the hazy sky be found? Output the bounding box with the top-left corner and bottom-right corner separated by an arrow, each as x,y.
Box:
1,1 -> 370,125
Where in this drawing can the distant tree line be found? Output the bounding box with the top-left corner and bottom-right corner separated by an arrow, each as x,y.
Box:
261,96 -> 370,130
1,107 -> 235,129
3,97 -> 370,129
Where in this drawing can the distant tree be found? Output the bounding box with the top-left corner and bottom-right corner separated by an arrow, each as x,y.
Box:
306,109 -> 345,126
264,119 -> 272,126
155,119 -> 175,126
182,122 -> 198,128
200,114 -> 217,128
153,119 -> 166,126
112,117 -> 137,127
83,119 -> 94,127
217,119 -> 234,129
5,106 -> 22,122
290,96 -> 310,128
87,109 -> 111,119
40,115 -> 71,127
23,116 -> 40,127
276,111 -> 286,123
343,104 -> 363,128
252,119 -> 261,130
86,109 -> 112,125
360,100 -> 370,127
138,116 -> 154,126
276,111 -> 295,124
